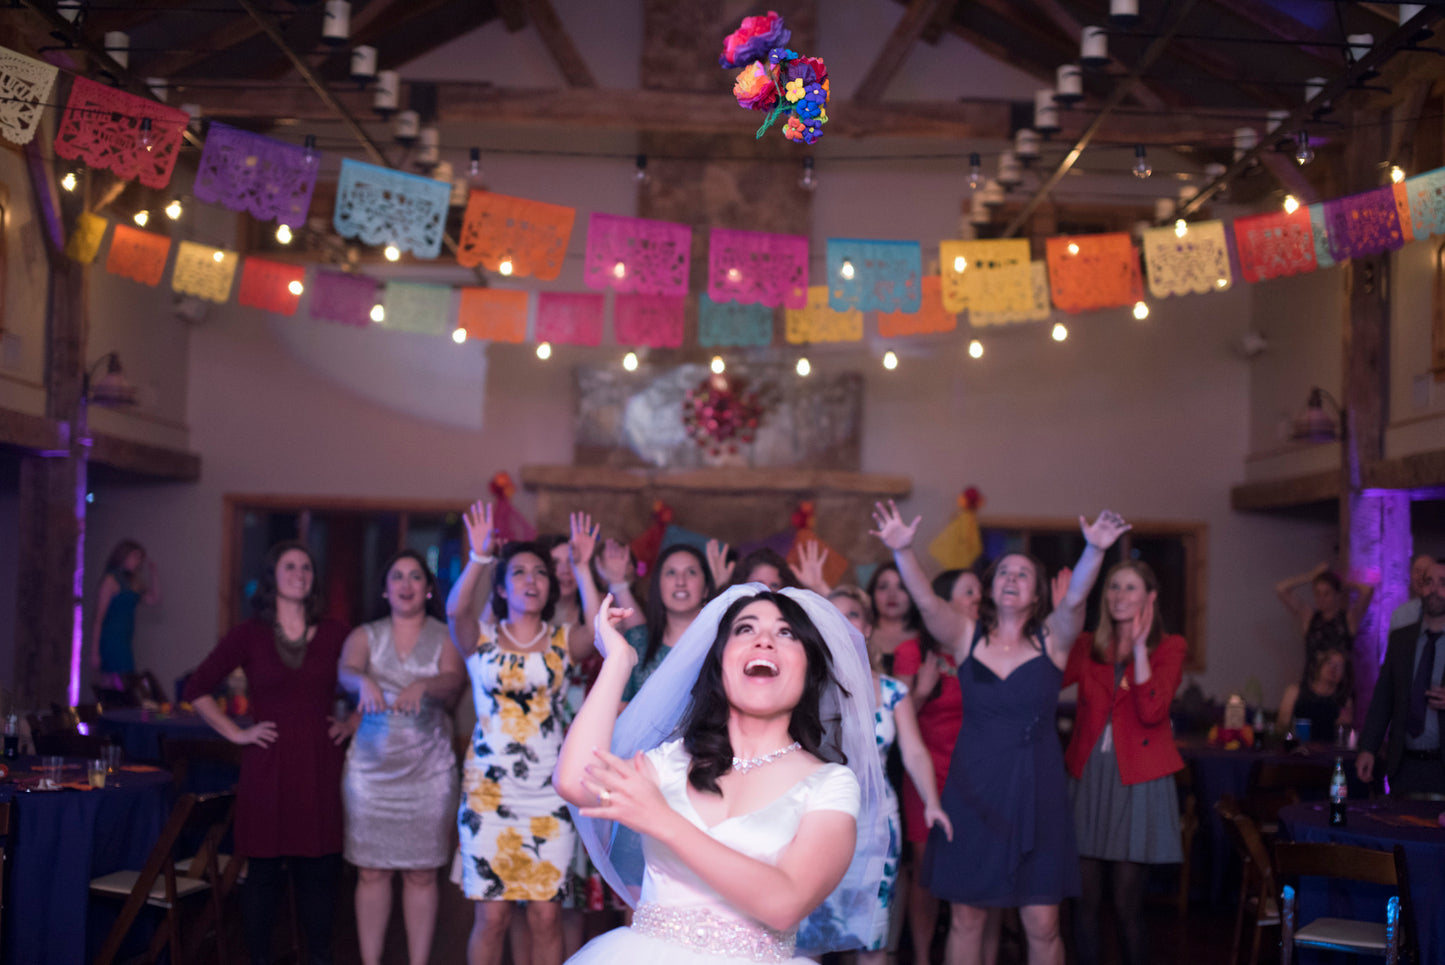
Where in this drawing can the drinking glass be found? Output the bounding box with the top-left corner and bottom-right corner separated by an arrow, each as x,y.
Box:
1293,717 -> 1313,743
39,755 -> 63,789
88,758 -> 107,788
103,743 -> 123,774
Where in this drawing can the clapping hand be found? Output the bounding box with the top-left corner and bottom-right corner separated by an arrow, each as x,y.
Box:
570,512 -> 600,568
706,539 -> 735,587
1080,511 -> 1131,550
464,501 -> 496,558
870,501 -> 921,551
1128,595 -> 1156,653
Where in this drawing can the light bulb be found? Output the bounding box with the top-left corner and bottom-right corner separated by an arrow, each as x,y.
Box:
1215,277 -> 1228,289
384,244 -> 401,262
1174,219 -> 1188,238
953,255 -> 967,273
370,303 -> 385,323
138,117 -> 154,150
287,279 -> 304,296
796,357 -> 811,376
612,261 -> 626,279
60,171 -> 77,192
469,147 -> 481,179
1132,300 -> 1149,320
452,328 -> 467,344
622,351 -> 639,371
1390,164 -> 1405,184
840,258 -> 855,280
1051,322 -> 1069,342
710,356 -> 726,374
726,267 -> 741,283
1067,242 -> 1080,256
968,152 -> 982,191
1132,144 -> 1151,179
212,250 -> 225,263
536,341 -> 552,360
799,156 -> 817,191
968,339 -> 983,359
303,134 -> 316,166
1282,195 -> 1300,215
1294,131 -> 1314,166
276,224 -> 293,244
634,154 -> 650,184
498,257 -> 514,276
882,350 -> 898,370
133,210 -> 149,227
164,199 -> 183,220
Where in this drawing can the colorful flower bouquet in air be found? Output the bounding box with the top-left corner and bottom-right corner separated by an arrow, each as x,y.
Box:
720,11 -> 830,144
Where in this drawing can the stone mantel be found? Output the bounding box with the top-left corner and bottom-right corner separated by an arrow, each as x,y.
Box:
520,465 -> 911,573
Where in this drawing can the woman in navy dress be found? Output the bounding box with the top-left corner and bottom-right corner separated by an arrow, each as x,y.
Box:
872,503 -> 1130,965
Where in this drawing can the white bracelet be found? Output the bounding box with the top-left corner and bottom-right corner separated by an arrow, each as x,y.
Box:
608,582 -> 630,593
469,550 -> 495,566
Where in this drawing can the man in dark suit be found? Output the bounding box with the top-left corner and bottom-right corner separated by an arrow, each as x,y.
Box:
1356,558 -> 1445,796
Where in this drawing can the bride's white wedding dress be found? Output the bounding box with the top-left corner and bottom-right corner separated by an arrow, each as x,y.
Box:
565,739 -> 860,964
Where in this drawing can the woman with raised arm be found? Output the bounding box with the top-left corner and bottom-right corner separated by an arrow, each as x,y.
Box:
872,501 -> 1130,965
621,544 -> 716,702
1275,563 -> 1375,685
340,550 -> 466,965
1062,561 -> 1186,965
446,505 -> 602,965
553,583 -> 889,965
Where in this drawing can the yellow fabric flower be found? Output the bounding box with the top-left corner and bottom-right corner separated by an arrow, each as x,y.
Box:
530,815 -> 560,840
499,660 -> 527,692
464,775 -> 504,813
493,827 -> 563,900
784,78 -> 805,103
500,697 -> 540,743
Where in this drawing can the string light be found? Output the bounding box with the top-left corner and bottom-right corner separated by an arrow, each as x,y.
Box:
133,210 -> 149,227
612,261 -> 626,279
370,304 -> 385,323
953,255 -> 967,272
1294,131 -> 1314,166
452,328 -> 467,344
469,147 -> 482,179
276,224 -> 294,244
1215,277 -> 1228,289
498,257 -> 514,276
1282,194 -> 1300,215
60,171 -> 77,192
287,279 -> 304,296
622,351 -> 639,371
303,134 -> 317,166
726,267 -> 741,282
799,156 -> 817,191
1174,219 -> 1188,238
1051,322 -> 1069,342
796,357 -> 811,376
968,339 -> 984,359
840,258 -> 855,280
384,244 -> 401,262
710,356 -> 726,374
536,341 -> 552,360
138,117 -> 154,150
1390,164 -> 1405,184
968,152 -> 982,191
1133,300 -> 1150,320
212,250 -> 225,263
1132,144 -> 1151,179
634,154 -> 650,184
1067,242 -> 1080,256
882,350 -> 898,370
164,198 -> 183,220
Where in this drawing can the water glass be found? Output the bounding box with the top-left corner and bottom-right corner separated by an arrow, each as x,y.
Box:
39,755 -> 63,789
103,743 -> 123,774
88,758 -> 107,788
1293,717 -> 1313,743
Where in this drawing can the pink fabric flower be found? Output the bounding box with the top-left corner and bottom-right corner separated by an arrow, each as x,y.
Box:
733,62 -> 779,111
720,11 -> 792,69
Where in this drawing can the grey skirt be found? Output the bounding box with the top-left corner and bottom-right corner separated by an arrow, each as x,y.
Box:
1067,731 -> 1182,864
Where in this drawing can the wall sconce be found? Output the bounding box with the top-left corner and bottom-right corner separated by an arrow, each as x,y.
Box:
1290,387 -> 1342,442
85,352 -> 138,408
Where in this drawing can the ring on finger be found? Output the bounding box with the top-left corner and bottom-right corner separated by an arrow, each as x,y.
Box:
599,788 -> 612,805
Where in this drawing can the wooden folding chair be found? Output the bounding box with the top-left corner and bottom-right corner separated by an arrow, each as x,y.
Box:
158,736 -> 243,793
1215,795 -> 1281,965
90,791 -> 235,965
1174,764 -> 1199,915
1275,841 -> 1416,965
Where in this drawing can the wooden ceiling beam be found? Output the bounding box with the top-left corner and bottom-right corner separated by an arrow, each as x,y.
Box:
522,0 -> 597,88
494,0 -> 531,33
1023,0 -> 1168,111
132,18 -> 264,78
854,0 -> 952,103
181,80 -> 1257,143
1204,0 -> 1350,67
919,0 -> 960,45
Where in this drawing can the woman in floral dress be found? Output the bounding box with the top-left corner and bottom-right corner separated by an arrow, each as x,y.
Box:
446,504 -> 600,965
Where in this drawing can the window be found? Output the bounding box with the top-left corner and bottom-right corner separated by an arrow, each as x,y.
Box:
979,516 -> 1208,671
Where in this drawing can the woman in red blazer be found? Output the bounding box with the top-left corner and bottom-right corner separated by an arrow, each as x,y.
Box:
1063,561 -> 1186,965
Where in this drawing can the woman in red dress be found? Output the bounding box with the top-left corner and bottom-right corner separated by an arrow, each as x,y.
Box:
185,540 -> 350,965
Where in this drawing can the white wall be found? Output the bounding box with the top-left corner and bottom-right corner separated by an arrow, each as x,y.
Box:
1387,236 -> 1445,459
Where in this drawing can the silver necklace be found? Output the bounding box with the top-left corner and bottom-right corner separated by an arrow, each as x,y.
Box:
732,741 -> 802,774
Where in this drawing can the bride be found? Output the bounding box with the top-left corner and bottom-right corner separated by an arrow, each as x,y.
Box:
554,584 -> 888,963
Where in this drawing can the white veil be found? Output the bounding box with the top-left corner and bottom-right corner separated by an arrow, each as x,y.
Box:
568,583 -> 888,953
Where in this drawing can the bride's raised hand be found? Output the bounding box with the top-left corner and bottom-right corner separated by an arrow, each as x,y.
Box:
869,500 -> 921,552
1079,510 -> 1131,551
591,593 -> 636,664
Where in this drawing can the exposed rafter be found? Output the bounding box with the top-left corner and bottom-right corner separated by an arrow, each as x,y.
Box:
521,0 -> 598,88
855,0 -> 953,103
1206,0 -> 1350,67
1023,0 -> 1168,111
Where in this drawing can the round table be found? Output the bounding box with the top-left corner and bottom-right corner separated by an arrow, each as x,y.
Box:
93,708 -> 230,762
1,757 -> 174,965
1279,799 -> 1445,965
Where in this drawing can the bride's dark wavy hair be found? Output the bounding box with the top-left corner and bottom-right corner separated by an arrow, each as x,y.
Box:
678,590 -> 847,794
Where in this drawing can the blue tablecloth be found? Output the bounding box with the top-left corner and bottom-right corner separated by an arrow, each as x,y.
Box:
93,708 -> 228,762
1,758 -> 173,965
1280,800 -> 1445,965
1181,741 -> 1364,904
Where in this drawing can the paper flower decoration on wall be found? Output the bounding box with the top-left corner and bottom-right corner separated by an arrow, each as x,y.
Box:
682,372 -> 764,456
720,11 -> 830,145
